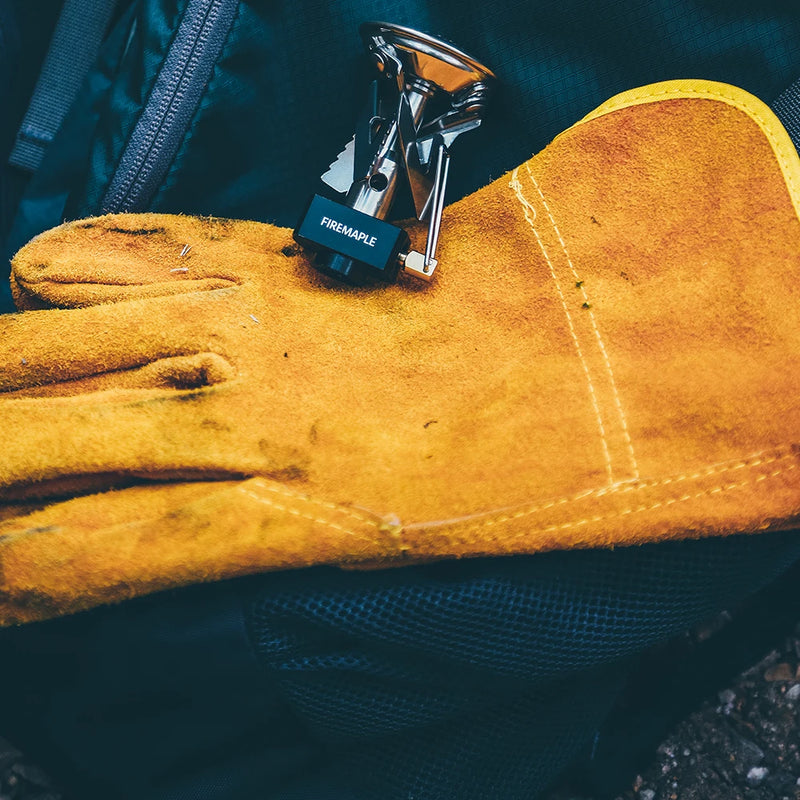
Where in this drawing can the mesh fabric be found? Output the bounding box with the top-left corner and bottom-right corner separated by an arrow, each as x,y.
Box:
249,532 -> 800,799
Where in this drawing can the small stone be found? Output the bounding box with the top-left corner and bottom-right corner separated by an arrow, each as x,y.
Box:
640,789 -> 656,800
786,684 -> 800,701
746,766 -> 769,787
765,663 -> 794,682
683,748 -> 691,757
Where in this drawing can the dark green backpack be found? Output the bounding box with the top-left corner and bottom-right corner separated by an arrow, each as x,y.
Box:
4,0 -> 800,308
2,3 -> 800,799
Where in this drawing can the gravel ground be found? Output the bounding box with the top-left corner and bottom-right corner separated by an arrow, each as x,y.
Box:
625,646 -> 800,800
550,560 -> 800,800
2,565 -> 798,800
592,638 -> 800,800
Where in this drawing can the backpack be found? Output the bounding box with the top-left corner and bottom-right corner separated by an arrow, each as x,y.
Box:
1,3 -> 800,799
5,0 -> 800,303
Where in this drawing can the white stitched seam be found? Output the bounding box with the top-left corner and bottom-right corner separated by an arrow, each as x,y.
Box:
245,478 -> 377,525
510,167 -> 615,484
419,459 -> 798,540
525,163 -> 640,480
403,449 -> 795,533
237,486 -> 368,539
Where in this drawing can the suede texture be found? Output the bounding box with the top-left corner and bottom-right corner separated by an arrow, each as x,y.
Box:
1,81 -> 800,624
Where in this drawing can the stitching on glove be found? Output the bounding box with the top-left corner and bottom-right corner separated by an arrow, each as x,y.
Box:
497,461 -> 799,543
523,163 -> 640,482
235,479 -> 398,548
237,486 -> 369,539
409,448 -> 798,535
242,479 -> 380,527
510,166 -> 615,484
594,450 -> 793,496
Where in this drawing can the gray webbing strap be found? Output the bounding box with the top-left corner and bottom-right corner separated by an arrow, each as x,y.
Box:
8,0 -> 120,172
772,77 -> 800,153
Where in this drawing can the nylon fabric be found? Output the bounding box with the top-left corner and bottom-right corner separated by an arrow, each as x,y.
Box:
78,0 -> 186,215
1,5 -> 800,799
5,0 -> 800,311
0,0 -> 63,312
7,0 -> 121,172
246,533 -> 800,799
105,0 -> 800,226
100,0 -> 240,212
1,534 -> 798,800
2,0 -> 142,316
0,1 -> 21,159
773,76 -> 800,153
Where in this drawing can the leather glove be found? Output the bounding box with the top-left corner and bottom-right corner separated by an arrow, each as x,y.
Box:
2,80 -> 800,625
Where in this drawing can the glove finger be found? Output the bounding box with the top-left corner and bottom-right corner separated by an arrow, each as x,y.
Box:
0,288 -> 244,498
11,213 -> 291,309
0,478 -> 401,625
0,291 -> 236,394
0,384 -> 248,500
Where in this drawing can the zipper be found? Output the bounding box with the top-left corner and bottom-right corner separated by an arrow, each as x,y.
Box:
102,0 -> 239,212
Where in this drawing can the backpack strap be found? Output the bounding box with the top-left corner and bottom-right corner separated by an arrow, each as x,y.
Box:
8,0 -> 120,173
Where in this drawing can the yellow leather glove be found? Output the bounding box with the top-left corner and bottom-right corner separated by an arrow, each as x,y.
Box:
2,80 -> 800,625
